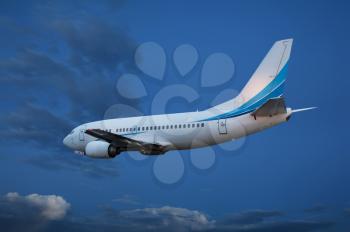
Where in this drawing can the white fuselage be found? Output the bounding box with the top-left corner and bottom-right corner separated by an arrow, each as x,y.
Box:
63,108 -> 292,154
63,39 -> 297,157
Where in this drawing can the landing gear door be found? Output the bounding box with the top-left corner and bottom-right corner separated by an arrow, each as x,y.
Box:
218,119 -> 227,134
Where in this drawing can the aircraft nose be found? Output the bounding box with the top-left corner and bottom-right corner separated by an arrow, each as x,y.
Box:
63,135 -> 71,148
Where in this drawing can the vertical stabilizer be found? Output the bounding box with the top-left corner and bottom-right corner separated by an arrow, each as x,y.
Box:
208,39 -> 293,119
239,39 -> 293,103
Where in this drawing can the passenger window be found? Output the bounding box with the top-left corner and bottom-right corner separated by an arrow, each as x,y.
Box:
158,126 -> 161,130
142,127 -> 145,131
175,125 -> 177,129
166,125 -> 169,129
188,124 -> 191,128
197,123 -> 200,127
170,125 -> 173,129
192,124 -> 195,128
201,123 -> 204,127
162,126 -> 165,129
179,124 -> 182,128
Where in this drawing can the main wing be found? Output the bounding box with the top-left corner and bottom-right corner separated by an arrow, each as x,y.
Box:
85,129 -> 168,155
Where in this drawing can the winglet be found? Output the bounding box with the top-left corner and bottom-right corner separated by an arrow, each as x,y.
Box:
292,107 -> 317,113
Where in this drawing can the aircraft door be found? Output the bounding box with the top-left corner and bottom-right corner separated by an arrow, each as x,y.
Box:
218,119 -> 227,134
79,126 -> 86,141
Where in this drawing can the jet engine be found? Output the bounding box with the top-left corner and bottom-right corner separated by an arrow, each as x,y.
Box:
85,141 -> 120,158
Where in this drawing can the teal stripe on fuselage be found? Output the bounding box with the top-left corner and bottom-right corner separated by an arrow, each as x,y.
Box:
201,63 -> 288,121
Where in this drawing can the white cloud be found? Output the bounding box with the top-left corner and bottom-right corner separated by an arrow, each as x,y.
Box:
119,206 -> 214,231
5,192 -> 70,220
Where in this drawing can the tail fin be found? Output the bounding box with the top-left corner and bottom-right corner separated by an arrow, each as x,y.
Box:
211,39 -> 293,116
239,39 -> 293,104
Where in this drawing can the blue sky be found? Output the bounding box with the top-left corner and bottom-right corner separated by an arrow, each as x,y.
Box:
0,0 -> 349,231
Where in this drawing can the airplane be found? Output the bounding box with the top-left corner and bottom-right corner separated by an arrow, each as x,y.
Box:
63,39 -> 315,158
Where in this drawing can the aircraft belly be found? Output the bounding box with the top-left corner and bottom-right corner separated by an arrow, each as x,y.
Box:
239,112 -> 289,135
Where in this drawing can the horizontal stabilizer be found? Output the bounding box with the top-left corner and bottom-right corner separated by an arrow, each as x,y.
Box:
292,107 -> 317,113
252,97 -> 286,117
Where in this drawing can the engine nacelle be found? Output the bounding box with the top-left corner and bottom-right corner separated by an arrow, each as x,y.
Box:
85,141 -> 119,159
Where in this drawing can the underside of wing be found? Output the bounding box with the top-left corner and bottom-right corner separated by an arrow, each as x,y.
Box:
85,129 -> 168,155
